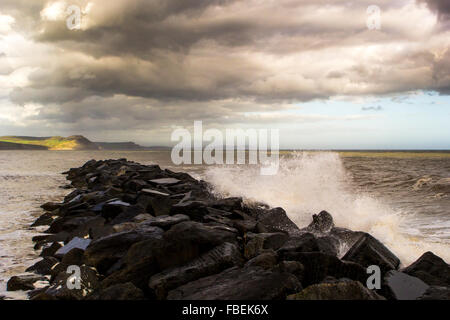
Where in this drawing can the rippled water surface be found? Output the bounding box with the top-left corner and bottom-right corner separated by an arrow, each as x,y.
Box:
0,150 -> 449,299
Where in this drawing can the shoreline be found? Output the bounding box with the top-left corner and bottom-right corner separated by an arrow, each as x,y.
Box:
4,158 -> 450,300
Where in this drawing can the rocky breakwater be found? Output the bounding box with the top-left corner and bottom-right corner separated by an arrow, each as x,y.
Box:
7,159 -> 450,300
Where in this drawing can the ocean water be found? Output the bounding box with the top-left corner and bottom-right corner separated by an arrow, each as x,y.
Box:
0,150 -> 449,299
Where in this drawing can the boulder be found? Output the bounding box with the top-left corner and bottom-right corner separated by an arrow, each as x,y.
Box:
41,202 -> 62,212
306,210 -> 335,233
256,207 -> 300,234
382,270 -> 429,300
139,214 -> 190,230
31,213 -> 55,227
280,252 -> 367,286
169,201 -> 209,221
88,282 -> 145,300
417,286 -> 450,300
401,251 -> 450,286
26,257 -> 59,275
54,237 -> 91,258
149,242 -> 243,299
155,221 -> 237,269
167,266 -> 301,300
278,232 -> 339,256
40,242 -> 63,257
244,232 -> 289,259
149,178 -> 180,185
342,233 -> 400,273
84,226 -> 164,273
33,265 -> 100,300
245,250 -> 278,270
7,274 -> 48,291
287,279 -> 385,300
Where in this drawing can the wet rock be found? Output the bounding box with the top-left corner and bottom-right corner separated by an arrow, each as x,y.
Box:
149,242 -> 244,299
287,279 -> 385,300
33,265 -> 100,300
85,226 -> 164,273
256,207 -> 300,234
88,282 -> 145,300
382,270 -> 429,300
342,233 -> 400,273
210,197 -> 244,212
41,202 -> 62,212
169,201 -> 209,221
306,210 -> 335,233
139,214 -> 190,230
244,232 -> 289,259
7,274 -> 47,291
54,237 -> 91,258
132,213 -> 153,223
31,213 -> 55,227
40,242 -> 63,257
274,261 -> 305,282
245,250 -> 278,269
112,222 -> 138,233
61,248 -> 85,266
101,200 -> 131,220
26,257 -> 59,275
155,221 -> 237,269
280,252 -> 367,286
278,232 -> 339,256
401,251 -> 450,286
167,266 -> 301,300
149,178 -> 180,185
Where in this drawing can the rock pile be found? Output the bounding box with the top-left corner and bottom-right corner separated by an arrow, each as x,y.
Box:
7,159 -> 450,300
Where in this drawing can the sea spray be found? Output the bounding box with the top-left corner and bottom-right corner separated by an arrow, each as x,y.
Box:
204,151 -> 450,265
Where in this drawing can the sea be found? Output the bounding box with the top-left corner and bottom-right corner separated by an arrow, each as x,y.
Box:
0,150 -> 449,299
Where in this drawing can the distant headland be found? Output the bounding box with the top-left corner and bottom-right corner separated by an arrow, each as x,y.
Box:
0,135 -> 170,151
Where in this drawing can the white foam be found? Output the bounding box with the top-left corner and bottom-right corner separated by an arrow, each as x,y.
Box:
204,151 -> 450,265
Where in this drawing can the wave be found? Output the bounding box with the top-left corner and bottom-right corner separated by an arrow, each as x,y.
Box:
204,151 -> 450,265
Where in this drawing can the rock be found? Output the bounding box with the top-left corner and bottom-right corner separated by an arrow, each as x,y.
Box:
169,201 -> 209,221
417,286 -> 450,300
7,274 -> 47,291
245,250 -> 278,270
401,251 -> 450,286
149,242 -> 243,299
210,197 -> 244,212
167,266 -> 301,300
54,237 -> 91,258
41,202 -> 62,211
141,188 -> 170,197
278,232 -> 339,256
88,282 -> 145,300
149,178 -> 180,185
274,261 -> 305,282
61,248 -> 85,266
139,214 -> 190,230
306,210 -> 335,233
382,270 -> 429,300
101,200 -> 131,220
112,222 -> 138,233
280,252 -> 367,286
132,213 -> 153,223
287,280 -> 385,300
136,193 -> 176,216
33,265 -> 100,300
84,226 -> 164,273
244,232 -> 289,259
256,207 -> 300,234
26,257 -> 59,275
40,242 -> 63,257
155,221 -> 237,269
31,213 -> 55,227
342,233 -> 400,273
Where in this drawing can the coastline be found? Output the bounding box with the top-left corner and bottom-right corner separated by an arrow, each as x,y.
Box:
4,158 -> 450,300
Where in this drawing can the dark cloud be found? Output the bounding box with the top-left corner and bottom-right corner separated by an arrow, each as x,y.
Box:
419,0 -> 450,20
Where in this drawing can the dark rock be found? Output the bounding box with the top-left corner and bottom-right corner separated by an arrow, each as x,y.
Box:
167,266 -> 301,300
417,286 -> 450,300
401,251 -> 450,286
139,214 -> 190,230
33,265 -> 100,300
306,210 -> 335,233
88,282 -> 145,300
342,233 -> 400,273
26,257 -> 59,275
101,200 -> 131,220
245,250 -> 278,269
54,237 -> 91,258
244,232 -> 289,259
210,197 -> 244,212
7,274 -> 47,291
280,252 -> 367,286
61,248 -> 85,266
41,202 -> 62,212
169,201 -> 209,221
274,261 -> 305,282
155,221 -> 237,269
149,178 -> 180,185
382,270 -> 429,300
40,242 -> 63,257
85,226 -> 164,273
31,213 -> 55,227
278,232 -> 339,256
149,242 -> 244,299
287,279 -> 385,300
256,207 -> 300,234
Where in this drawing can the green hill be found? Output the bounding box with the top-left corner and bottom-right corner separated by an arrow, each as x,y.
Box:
0,135 -> 99,150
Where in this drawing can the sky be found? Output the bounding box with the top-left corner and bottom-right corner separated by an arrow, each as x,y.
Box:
0,0 -> 449,149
